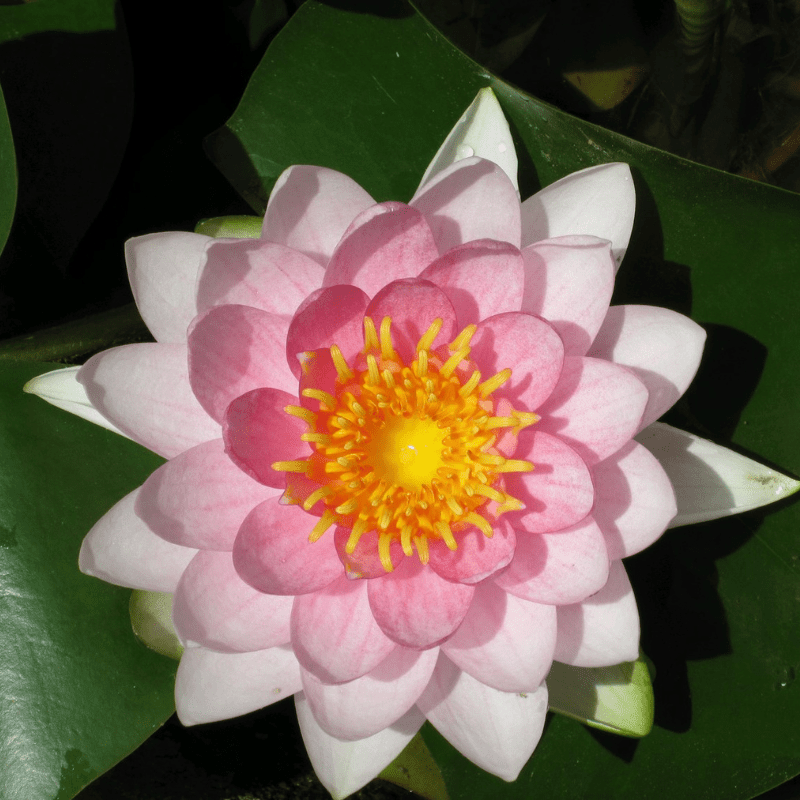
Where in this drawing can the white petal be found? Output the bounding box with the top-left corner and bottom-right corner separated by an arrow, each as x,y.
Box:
23,367 -> 130,438
416,87 -> 518,193
637,422 -> 800,526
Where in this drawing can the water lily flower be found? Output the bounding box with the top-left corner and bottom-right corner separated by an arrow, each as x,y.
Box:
25,89 -> 799,799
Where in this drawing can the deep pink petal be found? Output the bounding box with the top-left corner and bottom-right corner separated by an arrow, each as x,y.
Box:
589,305 -> 706,430
553,559 -> 640,667
187,304 -> 295,422
367,559 -> 475,648
173,550 -> 293,652
334,527 -> 406,579
175,645 -> 301,725
593,440 -> 677,559
494,516 -> 610,605
78,343 -> 219,459
136,438 -> 276,551
79,489 -> 196,592
292,576 -> 397,683
419,240 -> 525,326
417,653 -> 548,781
521,235 -> 615,355
301,647 -> 438,740
233,498 -> 341,595
441,582 -> 556,692
298,347 -> 338,411
323,202 -> 439,295
262,164 -> 375,265
411,157 -> 522,251
536,356 -> 648,465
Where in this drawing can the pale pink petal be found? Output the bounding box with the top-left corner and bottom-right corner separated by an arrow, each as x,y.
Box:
411,157 -> 522,251
79,489 -> 196,592
187,305 -> 295,422
469,311 -> 564,411
262,164 -> 375,265
593,439 -> 677,559
521,235 -> 615,355
197,238 -> 324,317
78,343 -> 219,459
292,577 -> 397,684
521,163 -> 635,269
494,516 -> 610,605
125,231 -> 209,343
536,356 -> 648,465
417,653 -> 549,781
233,499 -> 341,595
368,559 -> 475,648
323,202 -> 439,295
175,645 -> 301,725
334,527 -> 406,580
136,438 -> 276,551
589,305 -> 706,430
296,694 -> 424,800
173,550 -> 292,652
301,647 -> 438,740
442,582 -> 556,692
554,559 -> 640,667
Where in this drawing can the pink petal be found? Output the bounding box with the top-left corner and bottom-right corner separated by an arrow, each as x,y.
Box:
262,164 -> 375,265
417,653 -> 549,781
419,240 -> 525,326
233,498 -> 342,595
367,559 -> 475,648
427,516 -> 516,584
197,238 -> 324,318
79,489 -> 196,592
553,559 -> 640,667
173,550 -> 293,652
441,582 -> 556,692
520,163 -> 635,268
469,311 -> 564,411
292,576 -> 397,683
136,438 -> 276,551
323,202 -> 439,296
494,516 -> 610,604
78,343 -> 219,459
175,645 -> 301,725
125,231 -> 209,343
298,347 -> 338,411
411,157 -> 522,251
505,430 -> 593,533
334,527 -> 406,580
187,304 -> 295,422
300,647 -> 438,740
296,694 -> 424,800
521,235 -> 615,355
536,356 -> 648,465
589,305 -> 706,430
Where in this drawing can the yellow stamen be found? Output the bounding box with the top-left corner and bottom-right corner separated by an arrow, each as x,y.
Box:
330,345 -> 353,381
302,388 -> 336,410
303,485 -> 332,511
479,369 -> 512,398
272,460 -> 309,474
440,347 -> 470,379
416,318 -> 443,352
379,317 -> 396,361
450,324 -> 476,351
309,510 -> 337,542
363,317 -> 379,352
285,405 -> 316,425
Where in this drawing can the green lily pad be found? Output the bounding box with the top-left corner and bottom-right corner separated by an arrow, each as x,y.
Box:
0,84 -> 15,260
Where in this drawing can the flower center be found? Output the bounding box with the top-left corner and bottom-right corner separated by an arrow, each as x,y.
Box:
273,315 -> 538,574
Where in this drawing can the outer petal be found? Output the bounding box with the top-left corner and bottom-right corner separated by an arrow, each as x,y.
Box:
520,163 -> 635,269
593,439 -> 677,559
172,550 -> 293,653
301,646 -> 438,740
554,560 -> 640,668
441,582 -> 557,692
136,438 -> 276,551
417,654 -> 549,782
262,164 -> 375,265
175,645 -> 302,725
296,694 -> 424,800
125,231 -> 209,343
428,517 -> 516,584
368,559 -> 475,649
589,305 -> 706,430
412,157 -> 522,251
79,489 -> 196,592
78,343 -> 219,459
521,235 -> 615,355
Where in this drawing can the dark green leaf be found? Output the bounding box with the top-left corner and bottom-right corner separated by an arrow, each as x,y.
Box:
0,82 -> 15,259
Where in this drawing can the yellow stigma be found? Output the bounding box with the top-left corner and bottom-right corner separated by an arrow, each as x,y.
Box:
274,315 -> 538,574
